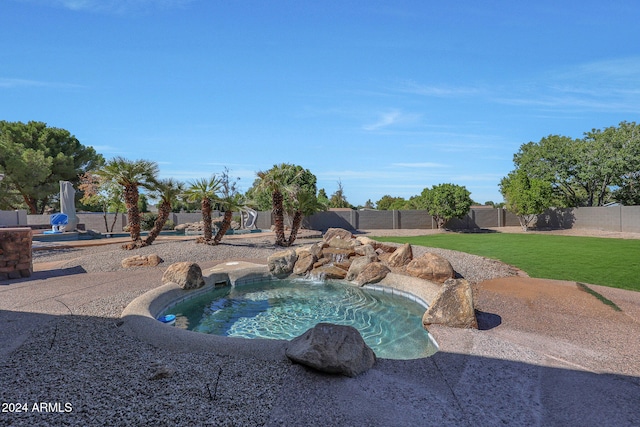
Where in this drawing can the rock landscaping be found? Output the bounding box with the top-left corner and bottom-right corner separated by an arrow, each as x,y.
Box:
267,227 -> 478,331
285,323 -> 376,377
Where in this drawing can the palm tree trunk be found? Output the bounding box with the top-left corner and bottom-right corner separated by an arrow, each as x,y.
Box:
144,201 -> 170,246
286,210 -> 303,246
272,190 -> 287,246
213,210 -> 233,244
123,184 -> 142,247
202,198 -> 213,241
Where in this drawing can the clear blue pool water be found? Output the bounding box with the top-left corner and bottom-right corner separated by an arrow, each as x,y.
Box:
164,278 -> 437,359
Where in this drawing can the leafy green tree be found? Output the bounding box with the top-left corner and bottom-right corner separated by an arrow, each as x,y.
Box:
184,175 -> 222,243
95,157 -> 159,249
513,122 -> 640,207
500,170 -> 554,231
329,180 -> 351,208
363,199 -> 375,209
138,194 -> 149,213
421,183 -> 473,229
251,163 -> 318,246
375,195 -> 407,210
514,135 -> 582,207
144,178 -> 184,246
582,121 -> 640,206
612,172 -> 640,205
286,185 -> 326,246
0,121 -> 103,213
78,172 -> 125,233
317,188 -> 330,209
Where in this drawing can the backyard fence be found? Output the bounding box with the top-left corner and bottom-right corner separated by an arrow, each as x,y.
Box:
2,205 -> 640,234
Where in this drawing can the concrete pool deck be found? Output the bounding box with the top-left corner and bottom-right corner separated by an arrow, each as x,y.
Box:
1,233 -> 640,425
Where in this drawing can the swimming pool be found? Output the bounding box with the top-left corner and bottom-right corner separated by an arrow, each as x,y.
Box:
163,278 -> 438,360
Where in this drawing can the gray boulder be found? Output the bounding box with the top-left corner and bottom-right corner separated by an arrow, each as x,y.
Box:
286,323 -> 376,377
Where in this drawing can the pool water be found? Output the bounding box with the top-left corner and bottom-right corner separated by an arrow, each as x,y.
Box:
164,279 -> 437,360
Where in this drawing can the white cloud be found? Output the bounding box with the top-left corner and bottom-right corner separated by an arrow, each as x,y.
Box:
362,110 -> 401,131
494,56 -> 640,114
362,110 -> 421,131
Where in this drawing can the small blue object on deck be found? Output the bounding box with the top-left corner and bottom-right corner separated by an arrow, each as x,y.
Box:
43,213 -> 69,234
158,314 -> 176,326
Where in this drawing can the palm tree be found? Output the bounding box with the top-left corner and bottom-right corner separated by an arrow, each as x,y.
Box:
254,164 -> 320,247
286,187 -> 325,246
184,175 -> 221,243
143,178 -> 184,246
95,157 -> 159,249
255,165 -> 296,246
213,193 -> 245,244
212,168 -> 244,244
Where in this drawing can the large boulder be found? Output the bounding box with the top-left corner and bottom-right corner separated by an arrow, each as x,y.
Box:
308,242 -> 327,259
354,262 -> 390,286
327,236 -> 355,249
286,323 -> 376,377
322,247 -> 355,262
354,244 -> 377,259
323,228 -> 354,243
422,279 -> 478,329
355,236 -> 378,248
311,265 -> 348,280
293,251 -> 317,275
387,243 -> 413,268
162,262 -> 205,290
346,256 -> 373,281
405,253 -> 455,283
267,249 -> 298,276
121,254 -> 163,268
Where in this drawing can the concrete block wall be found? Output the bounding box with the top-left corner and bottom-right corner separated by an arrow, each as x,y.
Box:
8,204 -> 640,234
0,210 -> 27,227
621,206 -> 640,233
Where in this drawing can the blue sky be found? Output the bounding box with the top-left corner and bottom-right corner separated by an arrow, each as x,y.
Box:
2,0 -> 640,206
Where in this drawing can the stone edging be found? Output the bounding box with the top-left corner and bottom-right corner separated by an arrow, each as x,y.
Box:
121,260 -> 441,359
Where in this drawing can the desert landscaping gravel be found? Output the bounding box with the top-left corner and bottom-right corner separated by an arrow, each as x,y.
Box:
1,233 -> 518,426
7,229 -> 638,426
32,234 -> 519,283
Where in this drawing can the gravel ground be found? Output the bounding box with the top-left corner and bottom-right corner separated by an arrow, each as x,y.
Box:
5,231 -> 639,425
1,292 -> 291,426
32,234 -> 519,283
33,237 -> 294,273
1,233 -> 518,426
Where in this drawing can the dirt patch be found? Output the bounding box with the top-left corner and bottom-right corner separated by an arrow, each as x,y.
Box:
472,276 -> 640,376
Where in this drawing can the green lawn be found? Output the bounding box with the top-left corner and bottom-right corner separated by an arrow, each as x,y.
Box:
372,233 -> 640,292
